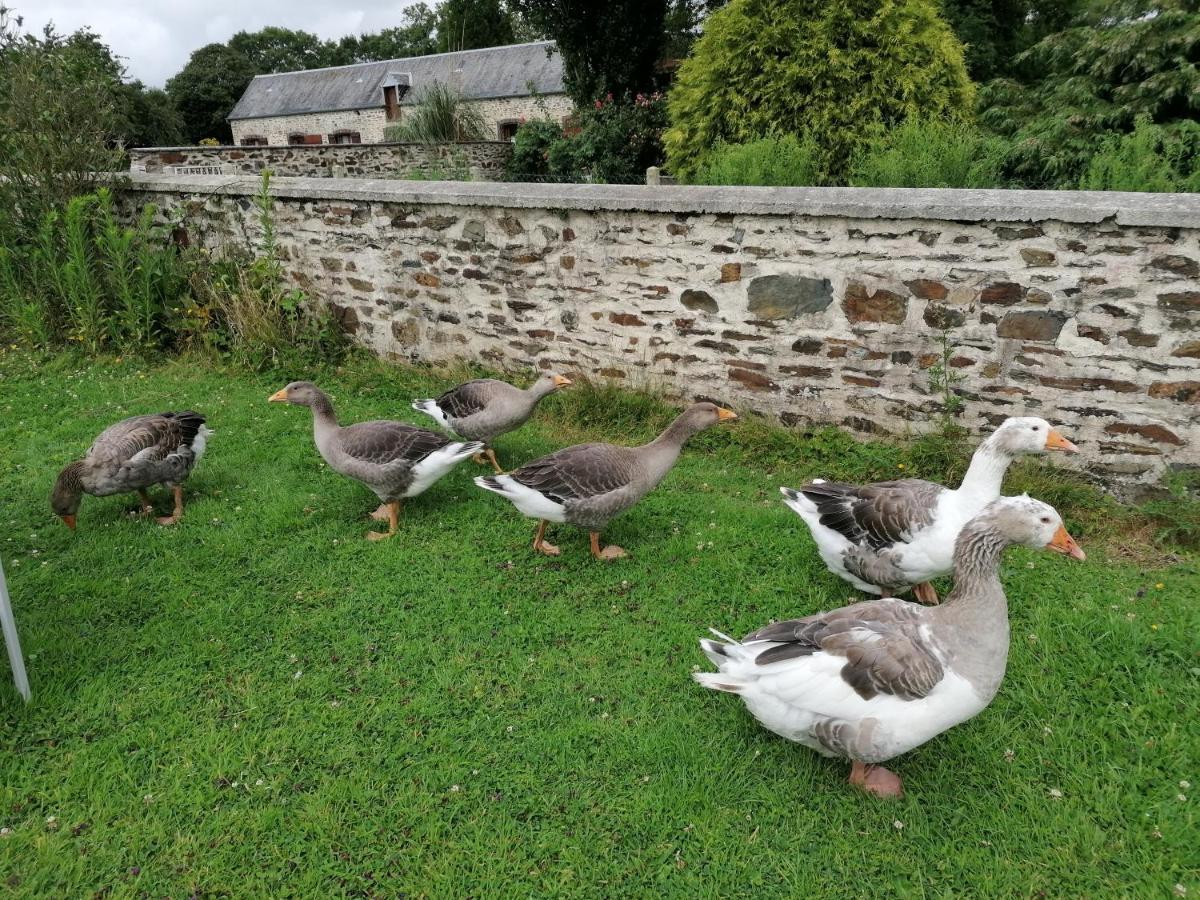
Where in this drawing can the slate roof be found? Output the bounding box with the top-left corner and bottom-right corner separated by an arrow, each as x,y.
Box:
228,41 -> 564,121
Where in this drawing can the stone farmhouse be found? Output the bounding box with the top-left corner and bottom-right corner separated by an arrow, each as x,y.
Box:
227,41 -> 572,147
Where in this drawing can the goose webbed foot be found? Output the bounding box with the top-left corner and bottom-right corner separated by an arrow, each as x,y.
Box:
912,581 -> 940,605
589,531 -> 628,561
849,760 -> 904,798
132,490 -> 155,518
368,503 -> 391,521
366,500 -> 400,541
156,486 -> 184,526
485,447 -> 503,475
533,519 -> 560,556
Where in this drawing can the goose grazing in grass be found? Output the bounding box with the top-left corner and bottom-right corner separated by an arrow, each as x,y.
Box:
695,495 -> 1085,798
412,373 -> 572,473
50,411 -> 211,529
269,381 -> 482,540
475,402 -> 737,560
780,416 -> 1078,604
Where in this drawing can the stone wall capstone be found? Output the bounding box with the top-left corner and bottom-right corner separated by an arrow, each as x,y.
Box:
123,174 -> 1200,495
130,142 -> 514,181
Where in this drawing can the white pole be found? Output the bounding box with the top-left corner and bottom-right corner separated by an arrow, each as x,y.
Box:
0,559 -> 30,702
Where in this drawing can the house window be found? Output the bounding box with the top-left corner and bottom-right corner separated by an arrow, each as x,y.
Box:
329,130 -> 361,145
497,120 -> 520,141
384,85 -> 401,122
239,135 -> 268,147
287,133 -> 307,145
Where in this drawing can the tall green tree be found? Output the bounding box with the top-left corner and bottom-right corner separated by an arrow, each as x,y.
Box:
509,0 -> 670,102
227,27 -> 334,72
330,5 -> 439,63
980,0 -> 1200,186
664,0 -> 975,180
165,43 -> 258,143
437,0 -> 516,51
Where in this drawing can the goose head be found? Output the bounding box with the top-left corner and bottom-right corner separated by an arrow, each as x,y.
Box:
986,495 -> 1086,560
50,462 -> 84,530
986,417 -> 1077,457
268,381 -> 326,407
531,372 -> 573,397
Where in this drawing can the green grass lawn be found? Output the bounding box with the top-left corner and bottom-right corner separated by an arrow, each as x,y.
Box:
0,350 -> 1195,897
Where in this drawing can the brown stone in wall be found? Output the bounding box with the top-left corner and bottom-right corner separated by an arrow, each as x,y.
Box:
923,303 -> 966,329
996,310 -> 1068,341
697,339 -> 738,354
331,304 -> 359,334
1104,422 -> 1183,445
781,364 -> 832,377
729,367 -> 779,392
904,278 -> 947,300
791,338 -> 822,354
1120,328 -> 1159,347
413,272 -> 440,287
1076,324 -> 1110,344
560,255 -> 575,270
1159,291 -> 1200,311
610,312 -> 646,326
1148,381 -> 1200,402
1037,375 -> 1140,393
346,277 -> 375,292
720,262 -> 742,283
843,283 -> 907,325
667,223 -> 689,236
842,374 -> 881,387
1019,248 -> 1056,267
980,282 -> 1025,305
498,215 -> 524,236
1149,254 -> 1199,277
1172,340 -> 1200,358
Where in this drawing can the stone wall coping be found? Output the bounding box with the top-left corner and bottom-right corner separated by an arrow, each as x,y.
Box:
131,142 -> 514,152
125,172 -> 1200,227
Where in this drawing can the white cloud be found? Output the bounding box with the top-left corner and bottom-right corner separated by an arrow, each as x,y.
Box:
18,0 -> 424,87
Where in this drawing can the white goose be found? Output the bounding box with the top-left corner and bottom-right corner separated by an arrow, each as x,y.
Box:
780,416 -> 1077,603
695,495 -> 1086,797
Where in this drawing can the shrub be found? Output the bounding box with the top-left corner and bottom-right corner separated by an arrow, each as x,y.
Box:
690,135 -> 827,186
849,117 -> 1008,188
1078,117 -> 1200,193
664,0 -> 975,181
384,83 -> 487,143
567,93 -> 667,184
505,118 -> 567,181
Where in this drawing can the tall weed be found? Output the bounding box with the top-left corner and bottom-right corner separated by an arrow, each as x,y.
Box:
850,118 -> 1007,188
690,135 -> 827,186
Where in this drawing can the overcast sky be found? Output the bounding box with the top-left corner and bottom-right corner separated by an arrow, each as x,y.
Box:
22,0 -> 424,88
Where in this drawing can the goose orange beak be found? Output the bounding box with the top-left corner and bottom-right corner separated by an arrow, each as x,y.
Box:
553,375 -> 572,388
1044,429 -> 1078,453
1047,525 -> 1085,561
60,515 -> 76,531
268,389 -> 288,403
717,407 -> 738,421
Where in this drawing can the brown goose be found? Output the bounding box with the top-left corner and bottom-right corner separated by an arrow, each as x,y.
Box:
474,402 -> 737,560
695,495 -> 1085,798
269,381 -> 482,540
412,373 -> 572,473
50,411 -> 212,529
780,416 -> 1078,603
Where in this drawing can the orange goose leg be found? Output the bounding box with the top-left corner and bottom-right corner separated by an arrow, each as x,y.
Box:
912,581 -> 940,605
156,486 -> 184,526
533,519 -> 560,556
135,489 -> 155,517
367,501 -> 400,541
589,531 -> 628,561
849,760 -> 904,798
485,447 -> 503,474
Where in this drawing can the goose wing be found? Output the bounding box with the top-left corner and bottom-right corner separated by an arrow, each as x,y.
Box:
434,379 -> 507,420
800,479 -> 946,550
336,421 -> 451,467
508,443 -> 636,503
89,412 -> 206,482
744,599 -> 943,701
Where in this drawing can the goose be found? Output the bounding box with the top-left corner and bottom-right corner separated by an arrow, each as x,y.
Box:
269,381 -> 482,540
695,495 -> 1085,798
412,373 -> 572,473
50,411 -> 212,529
475,402 -> 737,560
780,416 -> 1078,603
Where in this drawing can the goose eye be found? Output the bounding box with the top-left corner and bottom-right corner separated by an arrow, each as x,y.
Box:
1031,425 -> 1040,431
1040,517 -> 1050,523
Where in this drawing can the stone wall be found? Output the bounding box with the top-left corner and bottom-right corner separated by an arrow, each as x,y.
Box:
227,94 -> 574,146
130,142 -> 514,181
123,174 -> 1200,493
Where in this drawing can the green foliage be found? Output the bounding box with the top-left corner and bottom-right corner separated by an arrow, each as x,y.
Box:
510,0 -> 670,102
0,9 -> 122,236
227,26 -> 333,73
385,83 -> 488,143
850,117 -> 1008,187
1079,116 -> 1200,192
505,118 -> 567,180
664,0 -> 976,180
565,93 -> 668,183
328,5 -> 439,64
979,0 -> 1200,187
165,42 -> 259,144
690,134 -> 827,186
1143,470 -> 1200,549
436,0 -> 515,52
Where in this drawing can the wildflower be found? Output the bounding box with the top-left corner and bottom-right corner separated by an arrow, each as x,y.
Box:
1048,788 -> 1063,799
897,463 -> 906,470
1003,749 -> 1015,762
1155,582 -> 1164,590
0,828 -> 9,836
1181,781 -> 1191,790
893,820 -> 904,830
450,784 -> 460,792
1174,886 -> 1186,898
